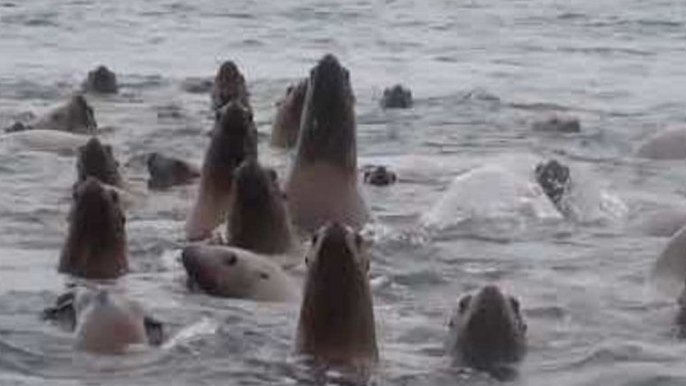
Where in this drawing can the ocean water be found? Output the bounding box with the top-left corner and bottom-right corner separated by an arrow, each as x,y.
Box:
1,0 -> 686,384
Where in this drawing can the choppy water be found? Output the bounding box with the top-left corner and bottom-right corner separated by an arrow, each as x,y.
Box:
1,0 -> 686,384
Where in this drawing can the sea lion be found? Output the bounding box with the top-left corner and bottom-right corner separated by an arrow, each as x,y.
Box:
636,127 -> 686,160
285,54 -> 369,234
296,222 -> 377,369
59,177 -> 127,279
447,285 -> 527,377
76,137 -> 123,188
270,79 -> 308,148
380,84 -> 413,109
227,160 -> 296,255
211,60 -> 251,111
532,115 -> 581,133
362,165 -> 397,186
185,100 -> 258,241
33,94 -> 97,134
82,65 -> 118,94
534,159 -> 571,210
146,152 -> 200,189
42,288 -> 164,353
0,129 -> 89,155
181,245 -> 299,302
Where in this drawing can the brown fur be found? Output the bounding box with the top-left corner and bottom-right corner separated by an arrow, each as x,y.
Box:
211,61 -> 251,111
228,160 -> 295,255
185,101 -> 257,241
270,79 -> 308,148
76,137 -> 123,187
59,178 -> 127,279
296,223 -> 377,367
285,54 -> 368,233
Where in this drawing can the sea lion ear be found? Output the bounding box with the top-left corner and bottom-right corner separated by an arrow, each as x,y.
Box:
458,295 -> 472,314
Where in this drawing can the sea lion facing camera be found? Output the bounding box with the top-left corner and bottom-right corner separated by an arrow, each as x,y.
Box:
447,285 -> 527,376
181,245 -> 298,302
185,101 -> 258,241
285,54 -> 369,234
211,60 -> 251,111
42,288 -> 164,353
534,159 -> 571,210
146,152 -> 200,189
82,65 -> 118,94
59,177 -> 127,279
227,160 -> 296,255
270,79 -> 308,148
296,222 -> 377,368
34,95 -> 97,134
76,137 -> 123,188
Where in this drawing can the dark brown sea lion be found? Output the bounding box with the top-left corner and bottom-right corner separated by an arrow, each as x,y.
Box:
185,100 -> 258,241
181,245 -> 298,302
362,165 -> 397,186
296,222 -> 377,370
34,94 -> 97,134
380,84 -> 413,109
532,115 -> 580,133
42,288 -> 164,353
211,60 -> 251,111
285,54 -> 368,234
270,79 -> 308,148
59,177 -> 127,279
76,137 -> 123,188
227,160 -> 296,255
82,65 -> 118,94
146,152 -> 200,189
447,285 -> 527,377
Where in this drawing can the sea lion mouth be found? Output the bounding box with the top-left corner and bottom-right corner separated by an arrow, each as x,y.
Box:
77,137 -> 121,186
296,54 -> 356,169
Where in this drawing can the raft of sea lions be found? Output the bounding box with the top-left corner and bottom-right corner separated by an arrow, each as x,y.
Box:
5,52 -> 686,381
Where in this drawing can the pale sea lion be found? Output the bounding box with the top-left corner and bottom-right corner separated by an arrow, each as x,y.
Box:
285,54 -> 369,234
380,84 -> 413,109
227,159 -> 296,255
42,288 -> 164,353
59,177 -> 127,279
211,60 -> 251,111
532,115 -> 581,133
447,285 -> 527,378
33,94 -> 97,134
181,245 -> 298,302
82,65 -> 118,94
0,129 -> 88,155
185,101 -> 258,241
296,222 -> 377,369
146,152 -> 200,189
76,137 -> 123,188
270,79 -> 308,148
636,126 -> 686,160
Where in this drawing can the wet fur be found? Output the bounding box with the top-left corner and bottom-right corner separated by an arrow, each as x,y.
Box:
77,137 -> 123,187
211,61 -> 251,111
270,79 -> 308,148
59,178 -> 127,279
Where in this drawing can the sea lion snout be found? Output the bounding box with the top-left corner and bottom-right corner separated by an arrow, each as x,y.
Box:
535,159 -> 570,207
77,137 -> 122,187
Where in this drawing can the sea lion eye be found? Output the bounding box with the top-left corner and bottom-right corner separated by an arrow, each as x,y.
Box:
458,295 -> 472,314
224,254 -> 238,266
311,233 -> 319,245
259,271 -> 270,280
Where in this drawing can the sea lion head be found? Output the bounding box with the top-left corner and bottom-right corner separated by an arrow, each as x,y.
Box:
76,137 -> 122,187
297,222 -> 377,365
228,160 -> 293,254
146,152 -> 200,189
83,65 -> 118,94
59,177 -> 127,279
271,79 -> 309,148
182,245 -> 271,298
296,54 -> 357,170
535,159 -> 571,207
212,60 -> 250,111
448,285 -> 527,372
381,84 -> 413,109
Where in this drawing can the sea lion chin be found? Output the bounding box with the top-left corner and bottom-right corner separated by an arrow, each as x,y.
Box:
227,159 -> 295,255
447,285 -> 527,377
59,177 -> 127,279
285,54 -> 368,234
296,222 -> 377,368
185,101 -> 258,241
